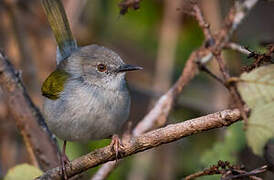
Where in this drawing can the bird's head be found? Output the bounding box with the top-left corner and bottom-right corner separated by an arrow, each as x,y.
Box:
61,44 -> 142,89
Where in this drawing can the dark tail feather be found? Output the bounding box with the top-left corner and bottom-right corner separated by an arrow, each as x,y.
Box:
41,0 -> 77,63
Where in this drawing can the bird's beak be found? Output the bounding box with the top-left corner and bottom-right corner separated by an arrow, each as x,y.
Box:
117,64 -> 143,72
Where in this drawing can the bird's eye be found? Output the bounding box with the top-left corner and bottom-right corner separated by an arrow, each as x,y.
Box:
97,64 -> 107,72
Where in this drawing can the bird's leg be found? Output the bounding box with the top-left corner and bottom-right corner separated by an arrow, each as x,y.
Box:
110,134 -> 124,162
60,140 -> 70,180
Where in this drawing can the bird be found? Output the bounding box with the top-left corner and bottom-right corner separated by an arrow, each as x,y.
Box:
42,45 -> 141,142
40,0 -> 142,179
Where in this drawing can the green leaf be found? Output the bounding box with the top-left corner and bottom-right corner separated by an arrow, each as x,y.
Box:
237,64 -> 274,155
4,164 -> 43,180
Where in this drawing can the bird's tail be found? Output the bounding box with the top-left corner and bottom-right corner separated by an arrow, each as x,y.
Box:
41,0 -> 77,64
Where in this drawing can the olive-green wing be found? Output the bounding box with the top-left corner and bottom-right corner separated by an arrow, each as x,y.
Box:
41,69 -> 70,100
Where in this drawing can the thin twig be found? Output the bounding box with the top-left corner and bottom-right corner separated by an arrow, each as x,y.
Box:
217,0 -> 259,49
197,61 -> 225,85
201,0 -> 259,64
222,165 -> 268,180
192,4 -> 215,48
213,51 -> 230,80
185,161 -> 267,180
225,42 -> 251,55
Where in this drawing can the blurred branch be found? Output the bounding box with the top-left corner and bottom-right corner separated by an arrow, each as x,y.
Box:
200,0 -> 259,64
141,0 -> 183,178
153,0 -> 183,91
192,4 -> 214,47
225,42 -> 251,55
64,0 -> 87,32
200,0 -> 222,31
222,165 -> 267,180
90,161 -> 118,180
37,108 -> 243,180
2,0 -> 39,92
0,52 -> 59,171
217,0 -> 259,50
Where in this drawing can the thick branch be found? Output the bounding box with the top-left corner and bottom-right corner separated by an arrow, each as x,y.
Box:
0,52 -> 59,170
37,108 -> 242,180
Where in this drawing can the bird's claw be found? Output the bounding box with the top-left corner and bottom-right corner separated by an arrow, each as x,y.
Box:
60,141 -> 70,180
110,135 -> 124,162
61,154 -> 70,180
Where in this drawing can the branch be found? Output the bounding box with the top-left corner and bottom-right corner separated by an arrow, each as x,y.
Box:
217,0 -> 259,49
192,4 -> 214,47
200,0 -> 259,64
191,2 -> 253,128
185,161 -> 267,180
225,42 -> 251,55
3,0 -> 39,92
37,108 -> 242,180
0,52 -> 60,171
222,165 -> 268,180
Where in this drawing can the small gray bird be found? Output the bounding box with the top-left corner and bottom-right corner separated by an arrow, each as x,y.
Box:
42,45 -> 141,142
40,0 -> 142,178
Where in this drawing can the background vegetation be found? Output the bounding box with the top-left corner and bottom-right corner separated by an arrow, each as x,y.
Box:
0,0 -> 273,179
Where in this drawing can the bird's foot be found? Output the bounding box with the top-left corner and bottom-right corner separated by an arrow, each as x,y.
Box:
60,141 -> 70,180
110,135 -> 124,162
61,154 -> 70,180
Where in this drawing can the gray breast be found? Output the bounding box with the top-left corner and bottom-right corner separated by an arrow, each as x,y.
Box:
43,78 -> 130,142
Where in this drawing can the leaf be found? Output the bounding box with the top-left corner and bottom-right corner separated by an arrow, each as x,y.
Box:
4,164 -> 43,180
237,64 -> 274,155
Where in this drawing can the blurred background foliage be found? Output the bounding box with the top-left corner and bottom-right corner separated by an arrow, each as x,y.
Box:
0,0 -> 274,179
